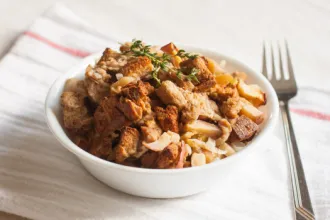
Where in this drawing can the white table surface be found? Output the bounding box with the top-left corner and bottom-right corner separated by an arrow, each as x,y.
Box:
1,0 -> 329,219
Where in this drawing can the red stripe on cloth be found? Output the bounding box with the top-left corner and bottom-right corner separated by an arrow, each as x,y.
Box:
24,31 -> 91,58
290,108 -> 330,121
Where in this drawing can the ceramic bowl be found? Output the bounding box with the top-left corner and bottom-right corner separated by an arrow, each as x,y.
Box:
45,45 -> 279,198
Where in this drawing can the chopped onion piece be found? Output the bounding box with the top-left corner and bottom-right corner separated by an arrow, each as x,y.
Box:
143,131 -> 180,152
185,144 -> 192,155
188,138 -> 226,155
111,76 -> 136,94
116,73 -> 123,80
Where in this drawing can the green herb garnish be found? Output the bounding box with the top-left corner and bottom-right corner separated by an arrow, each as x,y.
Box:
186,68 -> 200,83
176,70 -> 183,80
126,39 -> 174,84
151,66 -> 161,86
176,49 -> 198,59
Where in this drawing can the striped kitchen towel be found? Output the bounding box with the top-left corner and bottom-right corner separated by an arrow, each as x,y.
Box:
0,3 -> 329,220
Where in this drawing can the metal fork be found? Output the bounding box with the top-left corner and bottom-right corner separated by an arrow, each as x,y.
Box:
262,41 -> 315,220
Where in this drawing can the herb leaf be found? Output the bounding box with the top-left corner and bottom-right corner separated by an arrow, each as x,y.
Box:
176,70 -> 183,80
176,49 -> 198,59
187,68 -> 200,83
127,39 -> 176,85
151,66 -> 161,86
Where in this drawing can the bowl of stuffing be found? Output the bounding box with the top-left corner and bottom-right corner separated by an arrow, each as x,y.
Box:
45,40 -> 279,198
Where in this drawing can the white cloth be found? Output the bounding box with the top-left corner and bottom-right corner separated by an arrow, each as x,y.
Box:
0,3 -> 329,220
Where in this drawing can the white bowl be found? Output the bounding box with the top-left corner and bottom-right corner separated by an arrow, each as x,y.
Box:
45,45 -> 279,198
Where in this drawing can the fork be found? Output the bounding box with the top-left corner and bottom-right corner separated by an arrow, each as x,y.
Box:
262,41 -> 315,220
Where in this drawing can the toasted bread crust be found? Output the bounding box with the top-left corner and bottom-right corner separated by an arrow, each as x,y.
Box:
156,143 -> 180,169
115,127 -> 140,163
155,105 -> 179,133
121,56 -> 153,78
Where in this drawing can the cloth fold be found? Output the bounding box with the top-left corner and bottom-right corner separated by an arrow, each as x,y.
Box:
0,3 -> 328,220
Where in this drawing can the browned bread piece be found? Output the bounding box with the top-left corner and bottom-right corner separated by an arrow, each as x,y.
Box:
122,81 -> 154,101
117,97 -> 143,121
180,57 -> 216,92
210,84 -> 238,103
89,134 -> 115,160
121,56 -> 153,78
220,97 -> 242,119
97,48 -> 128,73
156,143 -> 180,169
94,96 -> 131,134
231,115 -> 258,142
156,80 -> 187,109
140,151 -> 159,168
115,127 -> 140,163
155,105 -> 179,133
61,92 -> 93,135
140,117 -> 163,143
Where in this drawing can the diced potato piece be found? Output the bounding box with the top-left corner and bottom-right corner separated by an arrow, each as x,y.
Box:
186,120 -> 221,138
171,56 -> 182,68
240,99 -> 265,124
206,58 -> 226,75
191,153 -> 206,167
218,143 -> 236,157
237,80 -> 266,107
215,74 -> 234,86
161,42 -> 179,55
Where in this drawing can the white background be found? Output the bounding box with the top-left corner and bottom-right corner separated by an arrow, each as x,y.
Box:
0,0 -> 330,219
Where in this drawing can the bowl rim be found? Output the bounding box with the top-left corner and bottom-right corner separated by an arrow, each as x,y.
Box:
45,44 -> 279,174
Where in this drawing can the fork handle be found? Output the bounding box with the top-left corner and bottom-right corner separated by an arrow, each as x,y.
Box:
280,101 -> 315,220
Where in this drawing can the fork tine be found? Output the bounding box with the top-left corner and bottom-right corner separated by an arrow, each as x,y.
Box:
285,40 -> 296,81
270,44 -> 276,80
262,42 -> 268,79
278,42 -> 285,79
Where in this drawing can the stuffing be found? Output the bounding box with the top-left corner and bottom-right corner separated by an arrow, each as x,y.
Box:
61,92 -> 93,135
61,39 -> 267,169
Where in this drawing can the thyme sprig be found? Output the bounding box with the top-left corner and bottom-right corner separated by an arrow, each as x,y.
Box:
125,39 -> 200,85
176,70 -> 183,80
176,49 -> 199,59
186,68 -> 200,83
127,39 -> 172,84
